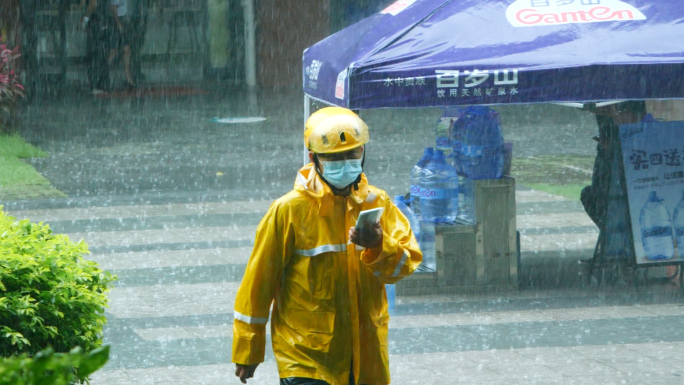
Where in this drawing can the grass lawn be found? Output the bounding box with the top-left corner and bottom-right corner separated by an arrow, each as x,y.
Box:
510,155 -> 595,200
0,134 -> 65,200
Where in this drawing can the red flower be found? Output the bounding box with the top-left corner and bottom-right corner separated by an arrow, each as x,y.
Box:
0,37 -> 24,107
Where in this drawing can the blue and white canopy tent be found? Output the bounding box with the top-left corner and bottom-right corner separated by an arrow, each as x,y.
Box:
303,0 -> 684,110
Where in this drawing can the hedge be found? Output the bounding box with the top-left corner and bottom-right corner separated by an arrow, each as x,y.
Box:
0,207 -> 116,358
0,346 -> 109,385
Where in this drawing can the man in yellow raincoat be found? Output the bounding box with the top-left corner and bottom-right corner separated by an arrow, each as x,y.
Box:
232,107 -> 423,385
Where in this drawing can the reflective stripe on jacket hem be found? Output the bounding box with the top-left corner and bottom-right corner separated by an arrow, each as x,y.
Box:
295,244 -> 347,257
234,311 -> 268,325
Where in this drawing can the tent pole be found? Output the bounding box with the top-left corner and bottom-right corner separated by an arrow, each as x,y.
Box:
303,95 -> 311,165
242,0 -> 257,87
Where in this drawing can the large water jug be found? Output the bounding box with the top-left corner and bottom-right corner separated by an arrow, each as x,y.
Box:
459,177 -> 475,223
435,107 -> 458,154
639,191 -> 675,260
446,155 -> 465,221
673,191 -> 684,258
409,147 -> 434,218
420,222 -> 436,272
460,106 -> 504,179
394,195 -> 427,271
420,150 -> 459,223
394,195 -> 421,241
449,110 -> 466,175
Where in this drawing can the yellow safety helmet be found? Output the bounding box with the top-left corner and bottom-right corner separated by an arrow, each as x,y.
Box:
304,107 -> 370,154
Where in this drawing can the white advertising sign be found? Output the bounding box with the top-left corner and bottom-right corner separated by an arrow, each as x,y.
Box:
620,121 -> 684,264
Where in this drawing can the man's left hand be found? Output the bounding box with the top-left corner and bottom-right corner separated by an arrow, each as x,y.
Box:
349,222 -> 383,249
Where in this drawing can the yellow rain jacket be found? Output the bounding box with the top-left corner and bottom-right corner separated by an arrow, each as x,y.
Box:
232,163 -> 422,385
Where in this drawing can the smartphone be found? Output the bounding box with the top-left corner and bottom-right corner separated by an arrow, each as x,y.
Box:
355,207 -> 384,231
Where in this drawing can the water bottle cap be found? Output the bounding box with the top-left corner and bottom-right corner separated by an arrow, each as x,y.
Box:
395,195 -> 406,203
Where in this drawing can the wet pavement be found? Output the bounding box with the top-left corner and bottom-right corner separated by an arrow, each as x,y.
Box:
4,86 -> 684,384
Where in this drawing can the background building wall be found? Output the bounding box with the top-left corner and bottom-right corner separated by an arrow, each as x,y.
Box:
328,0 -> 387,34
14,0 -> 394,89
256,0 -> 330,87
0,0 -> 21,45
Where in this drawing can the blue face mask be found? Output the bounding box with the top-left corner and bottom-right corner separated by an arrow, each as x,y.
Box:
320,159 -> 363,189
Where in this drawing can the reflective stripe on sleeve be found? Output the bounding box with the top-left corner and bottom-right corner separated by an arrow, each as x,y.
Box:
391,250 -> 409,277
295,244 -> 347,257
234,311 -> 269,325
295,171 -> 308,189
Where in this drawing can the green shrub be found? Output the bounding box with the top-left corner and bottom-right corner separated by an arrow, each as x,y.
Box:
0,345 -> 109,385
0,208 -> 116,358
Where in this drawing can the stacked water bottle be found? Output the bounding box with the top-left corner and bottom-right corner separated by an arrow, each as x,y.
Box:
639,190 -> 684,260
406,147 -> 457,273
407,147 -> 442,273
405,106 -> 507,273
451,106 -> 504,224
452,106 -> 506,180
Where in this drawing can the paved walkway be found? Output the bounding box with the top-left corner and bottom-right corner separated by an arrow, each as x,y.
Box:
6,188 -> 684,385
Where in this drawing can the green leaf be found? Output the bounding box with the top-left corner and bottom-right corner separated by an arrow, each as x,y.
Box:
76,345 -> 110,378
30,347 -> 55,378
